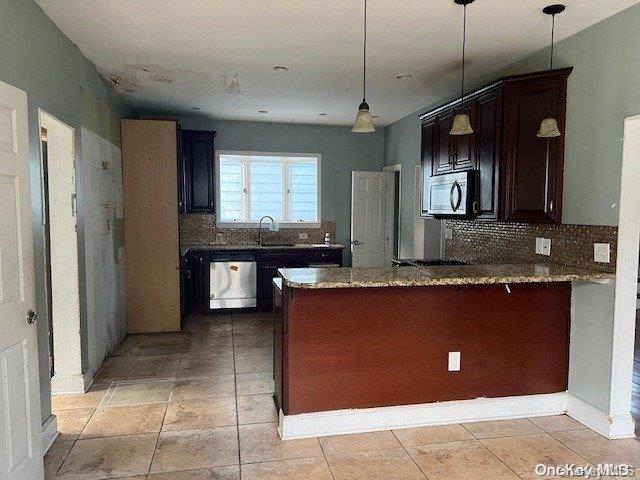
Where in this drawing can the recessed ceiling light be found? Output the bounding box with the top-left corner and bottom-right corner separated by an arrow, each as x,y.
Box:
394,73 -> 414,80
258,110 -> 268,113
273,66 -> 289,71
318,113 -> 328,116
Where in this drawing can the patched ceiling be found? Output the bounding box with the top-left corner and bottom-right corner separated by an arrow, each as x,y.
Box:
37,0 -> 639,126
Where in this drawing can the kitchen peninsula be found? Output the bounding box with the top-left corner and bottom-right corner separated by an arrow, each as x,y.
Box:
273,264 -> 614,439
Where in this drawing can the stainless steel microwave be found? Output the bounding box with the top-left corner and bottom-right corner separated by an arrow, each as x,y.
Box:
424,170 -> 477,218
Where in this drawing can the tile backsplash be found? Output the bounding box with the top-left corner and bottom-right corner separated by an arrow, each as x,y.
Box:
179,213 -> 336,247
444,220 -> 617,272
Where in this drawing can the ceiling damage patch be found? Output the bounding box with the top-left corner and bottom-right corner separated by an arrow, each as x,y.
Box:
219,72 -> 244,96
126,64 -> 175,83
99,68 -> 143,94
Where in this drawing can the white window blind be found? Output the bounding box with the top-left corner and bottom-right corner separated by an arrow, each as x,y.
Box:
216,152 -> 320,225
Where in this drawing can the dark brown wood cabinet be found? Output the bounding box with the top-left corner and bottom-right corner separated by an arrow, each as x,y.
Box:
420,68 -> 571,223
502,74 -> 567,223
184,251 -> 210,310
182,130 -> 216,213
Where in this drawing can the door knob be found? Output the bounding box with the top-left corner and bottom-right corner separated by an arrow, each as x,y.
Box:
351,239 -> 364,246
27,309 -> 37,325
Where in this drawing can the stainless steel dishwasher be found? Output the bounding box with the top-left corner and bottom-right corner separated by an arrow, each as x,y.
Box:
209,255 -> 257,309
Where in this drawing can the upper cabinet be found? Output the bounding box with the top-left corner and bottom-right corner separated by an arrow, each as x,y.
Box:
181,130 -> 216,213
420,68 -> 571,223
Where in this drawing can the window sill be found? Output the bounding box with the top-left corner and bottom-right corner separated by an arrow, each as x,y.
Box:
216,222 -> 322,229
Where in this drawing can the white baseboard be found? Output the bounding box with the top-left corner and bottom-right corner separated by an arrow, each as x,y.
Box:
51,369 -> 93,394
279,393 -> 567,440
41,414 -> 58,454
566,393 -> 635,439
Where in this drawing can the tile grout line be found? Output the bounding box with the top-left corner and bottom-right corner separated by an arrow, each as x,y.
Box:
231,314 -> 243,480
146,401 -> 170,476
459,421 -> 528,479
390,429 -> 430,480
317,437 -> 337,480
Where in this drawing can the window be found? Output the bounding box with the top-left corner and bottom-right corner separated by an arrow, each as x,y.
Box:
216,151 -> 320,226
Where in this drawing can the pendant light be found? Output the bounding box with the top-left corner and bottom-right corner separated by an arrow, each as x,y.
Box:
537,4 -> 565,138
450,0 -> 474,136
352,0 -> 375,133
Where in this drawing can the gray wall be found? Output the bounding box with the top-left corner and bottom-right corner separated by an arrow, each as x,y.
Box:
383,4 -> 640,412
144,114 -> 386,265
0,0 -> 133,423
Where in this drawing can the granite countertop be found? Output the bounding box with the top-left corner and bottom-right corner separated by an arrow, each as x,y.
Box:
277,263 -> 614,289
181,243 -> 344,256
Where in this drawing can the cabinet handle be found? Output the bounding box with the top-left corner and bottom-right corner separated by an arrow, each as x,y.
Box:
549,200 -> 554,213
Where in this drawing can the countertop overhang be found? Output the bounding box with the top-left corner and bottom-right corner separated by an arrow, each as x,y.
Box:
277,263 -> 614,289
181,243 -> 344,256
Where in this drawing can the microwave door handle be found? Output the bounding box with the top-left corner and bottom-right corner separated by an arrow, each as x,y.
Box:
449,183 -> 457,211
450,181 -> 462,212
454,182 -> 462,211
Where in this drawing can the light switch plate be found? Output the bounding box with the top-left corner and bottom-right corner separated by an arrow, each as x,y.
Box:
594,243 -> 611,263
448,352 -> 461,372
535,237 -> 551,256
298,233 -> 308,240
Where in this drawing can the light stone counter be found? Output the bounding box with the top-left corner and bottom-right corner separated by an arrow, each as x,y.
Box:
277,263 -> 614,289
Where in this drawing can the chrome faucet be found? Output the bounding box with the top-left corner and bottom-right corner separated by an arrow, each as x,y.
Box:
258,216 -> 275,246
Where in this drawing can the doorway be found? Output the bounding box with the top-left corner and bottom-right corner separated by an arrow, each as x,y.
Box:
39,110 -> 85,394
384,164 -> 402,262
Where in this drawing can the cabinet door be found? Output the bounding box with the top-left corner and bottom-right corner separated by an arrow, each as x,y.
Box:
451,101 -> 476,171
420,119 -> 436,216
433,111 -> 454,175
474,89 -> 502,219
186,252 -> 210,308
183,130 -> 215,213
259,252 -> 306,310
503,77 -> 566,223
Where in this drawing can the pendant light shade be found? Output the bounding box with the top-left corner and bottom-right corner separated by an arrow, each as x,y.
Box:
537,116 -> 561,138
450,113 -> 474,135
352,0 -> 375,133
450,0 -> 474,136
352,101 -> 375,133
538,4 -> 565,138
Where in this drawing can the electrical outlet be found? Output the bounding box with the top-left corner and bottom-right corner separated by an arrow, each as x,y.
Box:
444,228 -> 453,240
535,237 -> 551,256
298,233 -> 308,240
594,243 -> 611,263
448,352 -> 461,372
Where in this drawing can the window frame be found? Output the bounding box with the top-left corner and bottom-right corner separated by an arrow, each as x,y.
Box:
215,150 -> 322,228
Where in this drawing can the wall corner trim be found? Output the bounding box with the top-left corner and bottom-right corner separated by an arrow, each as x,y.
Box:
50,370 -> 94,395
41,414 -> 59,455
566,392 -> 635,439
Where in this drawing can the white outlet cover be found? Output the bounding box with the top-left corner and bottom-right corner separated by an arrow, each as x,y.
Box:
535,237 -> 551,256
448,352 -> 461,372
444,228 -> 453,240
299,233 -> 308,239
594,243 -> 611,263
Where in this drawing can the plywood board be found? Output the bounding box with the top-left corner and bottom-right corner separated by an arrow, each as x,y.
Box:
121,119 -> 180,333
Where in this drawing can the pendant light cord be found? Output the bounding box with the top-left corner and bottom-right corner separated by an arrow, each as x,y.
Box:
550,12 -> 555,71
460,3 -> 467,104
362,0 -> 367,102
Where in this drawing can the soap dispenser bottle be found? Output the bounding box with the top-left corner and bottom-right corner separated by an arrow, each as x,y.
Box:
324,232 -> 331,245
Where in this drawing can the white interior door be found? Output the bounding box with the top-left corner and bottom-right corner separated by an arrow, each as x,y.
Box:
0,81 -> 44,479
351,171 -> 387,267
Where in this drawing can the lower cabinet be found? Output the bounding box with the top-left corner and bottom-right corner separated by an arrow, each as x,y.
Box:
182,247 -> 343,313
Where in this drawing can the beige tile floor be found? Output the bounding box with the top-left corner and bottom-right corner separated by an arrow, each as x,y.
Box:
46,312 -> 640,479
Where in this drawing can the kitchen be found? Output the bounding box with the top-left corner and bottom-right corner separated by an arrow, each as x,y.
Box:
4,0 -> 639,478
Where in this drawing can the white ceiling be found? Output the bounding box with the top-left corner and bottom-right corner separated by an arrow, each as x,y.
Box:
37,0 -> 638,126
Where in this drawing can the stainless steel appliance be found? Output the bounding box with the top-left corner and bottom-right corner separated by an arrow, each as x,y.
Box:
210,256 -> 257,309
425,170 -> 477,218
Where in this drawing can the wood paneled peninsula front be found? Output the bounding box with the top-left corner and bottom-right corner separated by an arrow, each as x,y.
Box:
273,265 -> 613,416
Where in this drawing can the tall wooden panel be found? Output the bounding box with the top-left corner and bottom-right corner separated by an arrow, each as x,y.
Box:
122,119 -> 180,333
